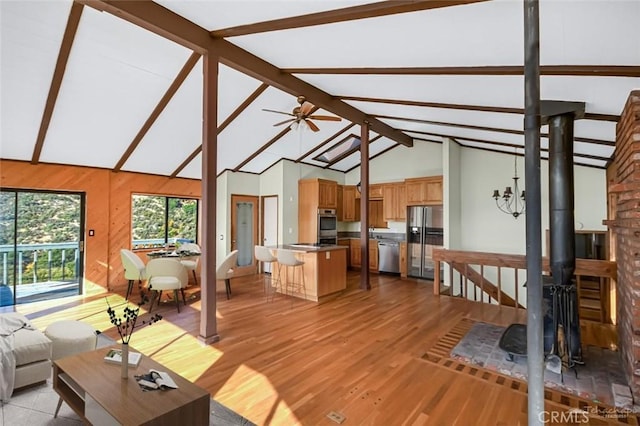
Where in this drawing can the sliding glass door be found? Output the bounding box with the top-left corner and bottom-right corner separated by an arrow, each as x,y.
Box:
0,189 -> 85,306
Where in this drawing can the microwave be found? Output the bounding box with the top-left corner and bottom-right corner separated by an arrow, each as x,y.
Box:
317,209 -> 337,239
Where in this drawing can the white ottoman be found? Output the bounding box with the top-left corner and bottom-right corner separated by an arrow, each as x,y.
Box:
44,320 -> 97,361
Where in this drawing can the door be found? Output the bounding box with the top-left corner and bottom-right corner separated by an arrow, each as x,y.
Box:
0,189 -> 85,306
230,195 -> 258,277
260,196 -> 278,273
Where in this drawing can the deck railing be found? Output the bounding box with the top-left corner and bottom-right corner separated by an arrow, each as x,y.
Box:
432,248 -> 616,313
0,242 -> 80,286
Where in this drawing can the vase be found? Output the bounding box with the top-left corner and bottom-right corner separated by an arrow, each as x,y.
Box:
121,342 -> 129,379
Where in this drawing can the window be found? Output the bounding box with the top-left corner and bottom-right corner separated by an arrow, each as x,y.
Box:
313,134 -> 361,165
131,195 -> 198,249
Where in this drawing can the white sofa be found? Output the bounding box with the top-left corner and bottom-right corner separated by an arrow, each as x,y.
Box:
1,313 -> 52,390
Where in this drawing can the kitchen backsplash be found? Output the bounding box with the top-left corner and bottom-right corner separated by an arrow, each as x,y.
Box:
338,231 -> 406,242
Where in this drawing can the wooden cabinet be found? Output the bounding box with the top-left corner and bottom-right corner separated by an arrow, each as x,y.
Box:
298,178 -> 338,243
405,176 -> 443,205
350,239 -> 361,267
318,179 -> 338,209
349,239 -> 378,272
369,184 -> 384,200
369,200 -> 387,228
338,185 -> 359,222
399,242 -> 407,278
382,182 -> 406,221
369,241 -> 378,272
338,239 -> 351,268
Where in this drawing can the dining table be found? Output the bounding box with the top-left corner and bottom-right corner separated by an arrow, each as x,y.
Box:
145,250 -> 200,259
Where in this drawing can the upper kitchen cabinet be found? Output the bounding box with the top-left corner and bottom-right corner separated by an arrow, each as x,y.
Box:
383,182 -> 406,221
405,176 -> 443,205
369,184 -> 384,200
299,178 -> 338,210
338,185 -> 360,222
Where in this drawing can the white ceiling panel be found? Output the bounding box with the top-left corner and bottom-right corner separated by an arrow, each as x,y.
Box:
574,121 -> 616,143
0,0 -> 72,160
231,1 -> 524,68
177,152 -> 202,180
241,152 -> 284,175
123,59 -> 203,175
330,136 -> 396,171
40,7 -> 192,168
217,86 -> 296,172
157,0 -> 373,32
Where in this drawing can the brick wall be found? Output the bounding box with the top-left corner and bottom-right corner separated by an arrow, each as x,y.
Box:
609,90 -> 640,400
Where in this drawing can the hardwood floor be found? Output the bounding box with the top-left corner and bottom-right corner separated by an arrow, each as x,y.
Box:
3,272 -> 621,425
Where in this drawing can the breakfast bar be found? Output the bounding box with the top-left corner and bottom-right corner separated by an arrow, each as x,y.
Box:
268,244 -> 347,302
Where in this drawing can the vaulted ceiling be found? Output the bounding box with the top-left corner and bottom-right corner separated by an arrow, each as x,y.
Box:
2,0 -> 639,179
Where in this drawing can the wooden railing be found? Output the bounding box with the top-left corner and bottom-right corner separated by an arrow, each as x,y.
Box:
432,248 -> 616,313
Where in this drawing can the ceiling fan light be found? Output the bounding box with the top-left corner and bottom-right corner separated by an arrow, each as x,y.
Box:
290,121 -> 299,131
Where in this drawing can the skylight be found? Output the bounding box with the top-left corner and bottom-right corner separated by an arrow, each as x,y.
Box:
313,134 -> 361,165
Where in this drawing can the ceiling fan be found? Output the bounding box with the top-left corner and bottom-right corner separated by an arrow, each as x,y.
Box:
262,96 -> 341,132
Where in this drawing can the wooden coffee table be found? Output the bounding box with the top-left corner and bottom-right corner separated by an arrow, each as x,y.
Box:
53,346 -> 210,425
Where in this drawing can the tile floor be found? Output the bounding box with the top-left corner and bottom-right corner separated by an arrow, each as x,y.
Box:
1,379 -> 82,426
450,321 -> 631,408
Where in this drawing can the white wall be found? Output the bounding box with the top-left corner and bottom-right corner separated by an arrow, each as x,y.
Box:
443,138 -> 462,249
459,148 -> 607,256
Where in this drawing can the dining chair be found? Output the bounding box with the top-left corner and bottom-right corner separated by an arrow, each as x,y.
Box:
254,245 -> 280,300
120,249 -> 147,301
216,250 -> 239,300
145,258 -> 189,313
177,242 -> 201,285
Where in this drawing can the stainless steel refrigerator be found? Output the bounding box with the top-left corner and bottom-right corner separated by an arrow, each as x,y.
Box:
407,206 -> 444,279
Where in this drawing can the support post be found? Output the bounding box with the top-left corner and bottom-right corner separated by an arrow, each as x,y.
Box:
524,0 -> 544,424
360,122 -> 371,290
199,46 -> 220,345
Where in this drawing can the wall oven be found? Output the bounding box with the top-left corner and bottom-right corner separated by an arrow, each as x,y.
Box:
317,209 -> 337,243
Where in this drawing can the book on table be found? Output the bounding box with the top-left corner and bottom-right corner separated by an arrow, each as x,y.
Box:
103,348 -> 142,367
135,369 -> 179,391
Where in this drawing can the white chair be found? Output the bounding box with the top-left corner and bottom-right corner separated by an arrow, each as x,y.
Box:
178,242 -> 201,285
145,258 -> 189,313
216,250 -> 239,300
120,249 -> 147,301
254,246 -> 280,299
276,249 -> 306,303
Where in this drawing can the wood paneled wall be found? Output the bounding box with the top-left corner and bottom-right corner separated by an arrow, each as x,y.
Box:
0,160 -> 201,292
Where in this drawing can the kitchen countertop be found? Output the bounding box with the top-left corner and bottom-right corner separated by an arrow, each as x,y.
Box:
267,244 -> 348,253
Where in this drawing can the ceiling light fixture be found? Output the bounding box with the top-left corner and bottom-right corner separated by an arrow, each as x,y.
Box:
492,150 -> 526,219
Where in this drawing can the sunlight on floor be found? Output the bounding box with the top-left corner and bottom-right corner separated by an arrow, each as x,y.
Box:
215,364 -> 298,426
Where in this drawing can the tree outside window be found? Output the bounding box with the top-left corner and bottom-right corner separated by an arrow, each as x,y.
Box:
131,195 -> 198,249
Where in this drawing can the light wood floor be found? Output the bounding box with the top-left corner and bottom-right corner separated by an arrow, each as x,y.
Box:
3,272 -> 621,425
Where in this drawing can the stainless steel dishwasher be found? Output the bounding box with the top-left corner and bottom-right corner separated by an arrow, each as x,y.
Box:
378,240 -> 400,273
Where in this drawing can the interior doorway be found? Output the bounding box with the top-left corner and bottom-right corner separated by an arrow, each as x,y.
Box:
0,189 -> 85,306
230,194 -> 259,277
260,195 -> 278,273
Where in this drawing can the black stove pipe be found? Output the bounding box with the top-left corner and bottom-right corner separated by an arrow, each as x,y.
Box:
548,113 -> 576,286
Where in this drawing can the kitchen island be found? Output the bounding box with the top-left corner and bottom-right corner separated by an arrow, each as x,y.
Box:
268,244 -> 347,302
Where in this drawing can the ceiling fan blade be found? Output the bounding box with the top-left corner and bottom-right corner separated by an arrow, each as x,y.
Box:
305,119 -> 320,132
300,101 -> 314,115
273,118 -> 296,126
307,115 -> 342,122
262,108 -> 295,117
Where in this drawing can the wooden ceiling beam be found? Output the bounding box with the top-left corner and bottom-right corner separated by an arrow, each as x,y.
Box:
341,95 -> 620,122
401,128 -> 611,162
115,52 -> 201,172
374,114 -> 615,146
171,83 -> 269,178
211,0 -> 487,38
213,38 -> 413,147
284,65 -> 640,77
78,0 -> 413,148
32,2 -> 84,164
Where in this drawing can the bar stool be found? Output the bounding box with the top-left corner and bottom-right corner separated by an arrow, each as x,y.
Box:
254,245 -> 280,300
276,249 -> 306,304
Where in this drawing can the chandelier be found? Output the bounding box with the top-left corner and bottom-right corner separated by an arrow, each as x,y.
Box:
492,152 -> 526,218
